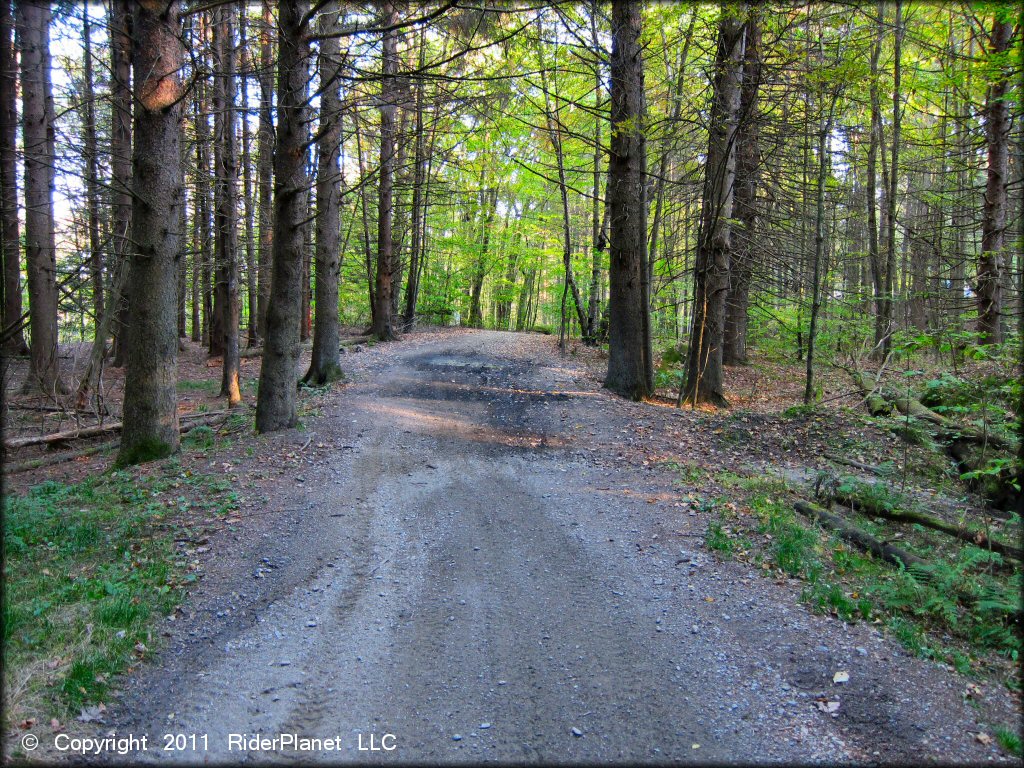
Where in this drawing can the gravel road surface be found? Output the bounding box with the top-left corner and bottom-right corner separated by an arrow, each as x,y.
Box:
106,330 -> 1014,764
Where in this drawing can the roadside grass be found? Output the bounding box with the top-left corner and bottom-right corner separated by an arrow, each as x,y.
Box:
701,470 -> 1022,698
2,457 -> 238,733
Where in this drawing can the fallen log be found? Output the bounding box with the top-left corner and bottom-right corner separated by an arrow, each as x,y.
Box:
339,335 -> 374,348
3,440 -> 119,474
796,499 -> 1023,622
833,490 -> 1022,562
851,371 -> 893,416
824,452 -> 888,476
795,500 -> 928,571
850,369 -> 1014,451
3,420 -> 123,450
3,410 -> 235,452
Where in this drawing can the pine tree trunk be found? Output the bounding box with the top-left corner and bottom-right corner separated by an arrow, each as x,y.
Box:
81,10 -> 103,331
213,6 -> 241,405
118,0 -> 184,465
304,2 -> 344,386
109,0 -> 131,368
977,10 -> 1011,345
402,29 -> 428,330
255,0 -> 310,433
194,68 -> 215,353
682,4 -> 744,407
372,1 -> 399,341
16,0 -> 63,395
0,0 -> 26,354
239,5 -> 259,347
604,0 -> 652,401
256,0 -> 274,342
724,8 -> 760,366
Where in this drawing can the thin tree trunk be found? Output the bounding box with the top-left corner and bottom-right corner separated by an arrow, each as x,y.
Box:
884,0 -> 902,351
304,2 -> 344,385
213,6 -> 241,405
239,4 -> 258,346
867,3 -> 889,357
354,116 -> 376,328
538,44 -> 588,346
402,27 -> 428,330
805,58 -> 839,404
650,12 -> 697,340
256,0 -> 274,342
255,0 -> 310,433
109,0 -> 131,368
16,0 -> 63,395
977,8 -> 1012,344
604,0 -> 652,400
118,0 -> 185,465
372,0 -> 399,341
195,73 -> 213,348
0,0 -> 26,354
81,9 -> 103,331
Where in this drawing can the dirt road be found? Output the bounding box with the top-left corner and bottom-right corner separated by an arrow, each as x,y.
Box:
108,330 -> 1010,763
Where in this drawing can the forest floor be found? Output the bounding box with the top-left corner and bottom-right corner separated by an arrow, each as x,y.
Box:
2,327 -> 1021,763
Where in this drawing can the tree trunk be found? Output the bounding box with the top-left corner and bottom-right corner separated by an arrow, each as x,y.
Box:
118,0 -> 185,466
256,0 -> 274,342
805,61 -> 838,405
724,8 -> 760,366
469,184 -> 498,329
977,9 -> 1012,345
682,3 -> 744,407
195,74 -> 213,349
884,1 -> 902,349
0,0 -> 26,354
213,6 -> 241,406
402,28 -> 428,330
16,0 -> 63,395
867,4 -> 889,358
108,0 -> 132,368
304,3 -> 344,386
372,1 -> 399,341
239,4 -> 259,347
255,0 -> 310,433
604,0 -> 652,401
81,9 -> 103,331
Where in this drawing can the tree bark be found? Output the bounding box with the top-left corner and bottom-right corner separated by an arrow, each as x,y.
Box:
255,0 -> 310,433
604,0 -> 652,401
867,4 -> 890,358
108,0 -> 132,368
118,0 -> 185,466
682,3 -> 744,407
239,4 -> 259,347
256,0 -> 274,342
372,0 -> 399,341
81,9 -> 103,330
16,0 -> 63,395
0,0 -> 26,354
723,8 -> 760,366
213,6 -> 241,406
402,27 -> 428,330
304,3 -> 344,386
977,8 -> 1012,345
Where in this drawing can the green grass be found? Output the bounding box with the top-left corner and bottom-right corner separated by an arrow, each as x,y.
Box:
2,463 -> 237,724
177,378 -> 219,393
995,724 -> 1022,758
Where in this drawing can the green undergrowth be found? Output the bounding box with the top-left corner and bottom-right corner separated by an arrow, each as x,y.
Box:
700,470 -> 1022,695
2,460 -> 238,728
